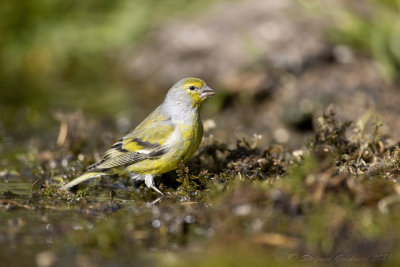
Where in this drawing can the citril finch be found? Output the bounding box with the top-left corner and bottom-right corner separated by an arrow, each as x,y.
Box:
62,78 -> 215,194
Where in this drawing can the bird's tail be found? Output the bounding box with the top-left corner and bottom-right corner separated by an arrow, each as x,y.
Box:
61,171 -> 102,190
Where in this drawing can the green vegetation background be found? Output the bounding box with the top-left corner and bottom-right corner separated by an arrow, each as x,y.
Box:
0,0 -> 217,136
2,0 -> 400,135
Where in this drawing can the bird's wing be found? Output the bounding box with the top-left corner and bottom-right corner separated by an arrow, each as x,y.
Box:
88,107 -> 174,171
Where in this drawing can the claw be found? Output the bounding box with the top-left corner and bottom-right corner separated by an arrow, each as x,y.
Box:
144,174 -> 163,195
151,185 -> 164,195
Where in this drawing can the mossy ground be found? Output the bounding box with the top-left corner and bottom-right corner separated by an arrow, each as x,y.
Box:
1,108 -> 400,266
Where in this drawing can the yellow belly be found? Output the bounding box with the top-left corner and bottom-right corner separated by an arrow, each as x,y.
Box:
126,122 -> 203,175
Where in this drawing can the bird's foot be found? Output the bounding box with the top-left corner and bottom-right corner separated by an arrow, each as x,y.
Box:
151,185 -> 164,195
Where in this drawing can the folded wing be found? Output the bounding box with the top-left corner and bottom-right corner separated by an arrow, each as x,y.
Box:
88,107 -> 174,171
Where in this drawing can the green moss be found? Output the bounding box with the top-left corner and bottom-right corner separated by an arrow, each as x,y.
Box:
1,108 -> 400,265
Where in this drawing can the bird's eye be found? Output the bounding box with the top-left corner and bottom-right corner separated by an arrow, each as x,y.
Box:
189,86 -> 195,90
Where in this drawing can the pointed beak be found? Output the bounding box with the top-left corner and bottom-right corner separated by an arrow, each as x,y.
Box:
200,86 -> 215,99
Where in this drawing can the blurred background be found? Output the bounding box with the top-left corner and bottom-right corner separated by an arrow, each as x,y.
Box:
2,1 -> 400,266
1,0 -> 400,154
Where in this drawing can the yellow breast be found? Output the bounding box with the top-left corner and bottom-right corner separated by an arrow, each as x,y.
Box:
127,120 -> 203,175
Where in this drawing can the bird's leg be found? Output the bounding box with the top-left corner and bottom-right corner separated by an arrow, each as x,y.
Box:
151,185 -> 164,195
144,174 -> 164,195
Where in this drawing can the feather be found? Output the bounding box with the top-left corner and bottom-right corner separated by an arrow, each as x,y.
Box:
86,107 -> 175,172
61,171 -> 102,190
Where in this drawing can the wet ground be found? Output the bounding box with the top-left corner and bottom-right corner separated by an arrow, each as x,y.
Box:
2,109 -> 400,266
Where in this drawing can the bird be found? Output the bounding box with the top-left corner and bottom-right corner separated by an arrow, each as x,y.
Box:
61,77 -> 215,194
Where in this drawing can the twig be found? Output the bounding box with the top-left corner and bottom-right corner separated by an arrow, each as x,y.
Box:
0,200 -> 33,210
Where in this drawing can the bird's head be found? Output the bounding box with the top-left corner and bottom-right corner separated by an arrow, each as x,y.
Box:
167,77 -> 215,108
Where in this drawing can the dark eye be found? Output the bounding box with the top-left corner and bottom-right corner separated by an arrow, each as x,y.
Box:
189,86 -> 195,90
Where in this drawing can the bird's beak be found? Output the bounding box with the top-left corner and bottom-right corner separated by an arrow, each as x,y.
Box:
200,86 -> 215,99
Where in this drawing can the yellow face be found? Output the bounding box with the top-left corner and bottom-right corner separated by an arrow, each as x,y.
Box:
180,78 -> 215,106
182,78 -> 205,93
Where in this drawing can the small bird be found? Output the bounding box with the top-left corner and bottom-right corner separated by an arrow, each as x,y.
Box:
62,78 -> 215,194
